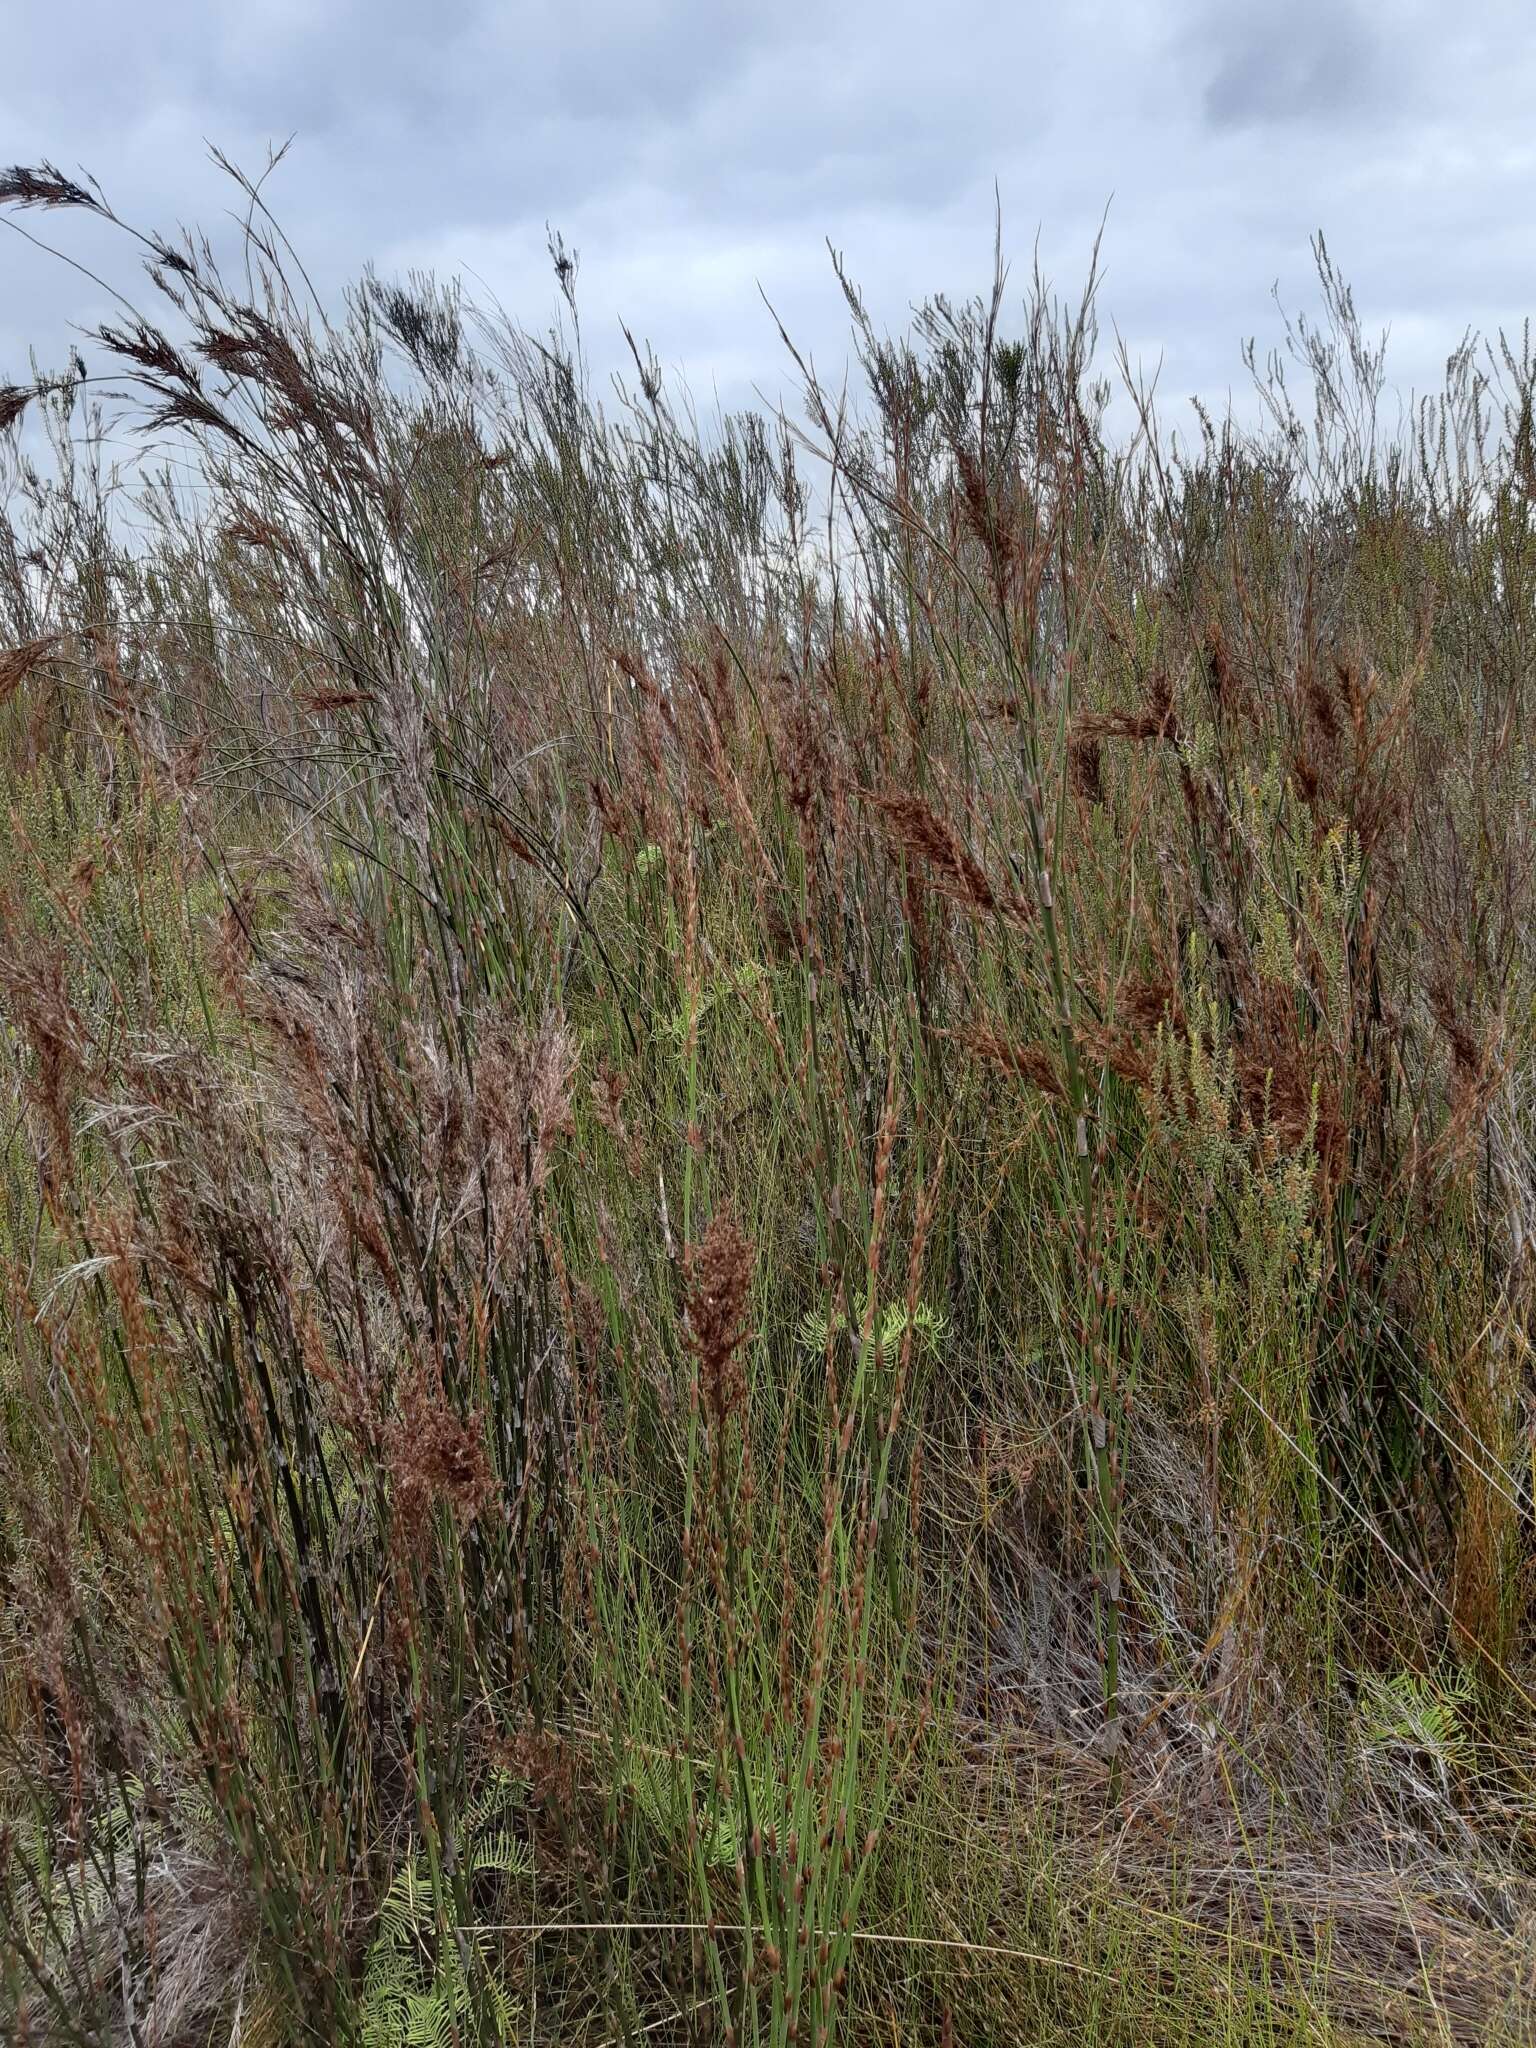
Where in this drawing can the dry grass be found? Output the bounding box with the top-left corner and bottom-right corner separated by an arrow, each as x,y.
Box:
0,163 -> 1533,2045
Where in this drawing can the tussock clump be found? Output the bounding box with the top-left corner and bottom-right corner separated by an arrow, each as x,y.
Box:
1,162 -> 1534,2048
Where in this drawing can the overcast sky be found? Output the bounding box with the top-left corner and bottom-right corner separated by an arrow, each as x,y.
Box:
4,0 -> 1535,443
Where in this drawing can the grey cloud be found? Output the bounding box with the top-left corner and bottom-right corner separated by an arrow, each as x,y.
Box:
1198,1 -> 1383,130
3,1 -> 1536,442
